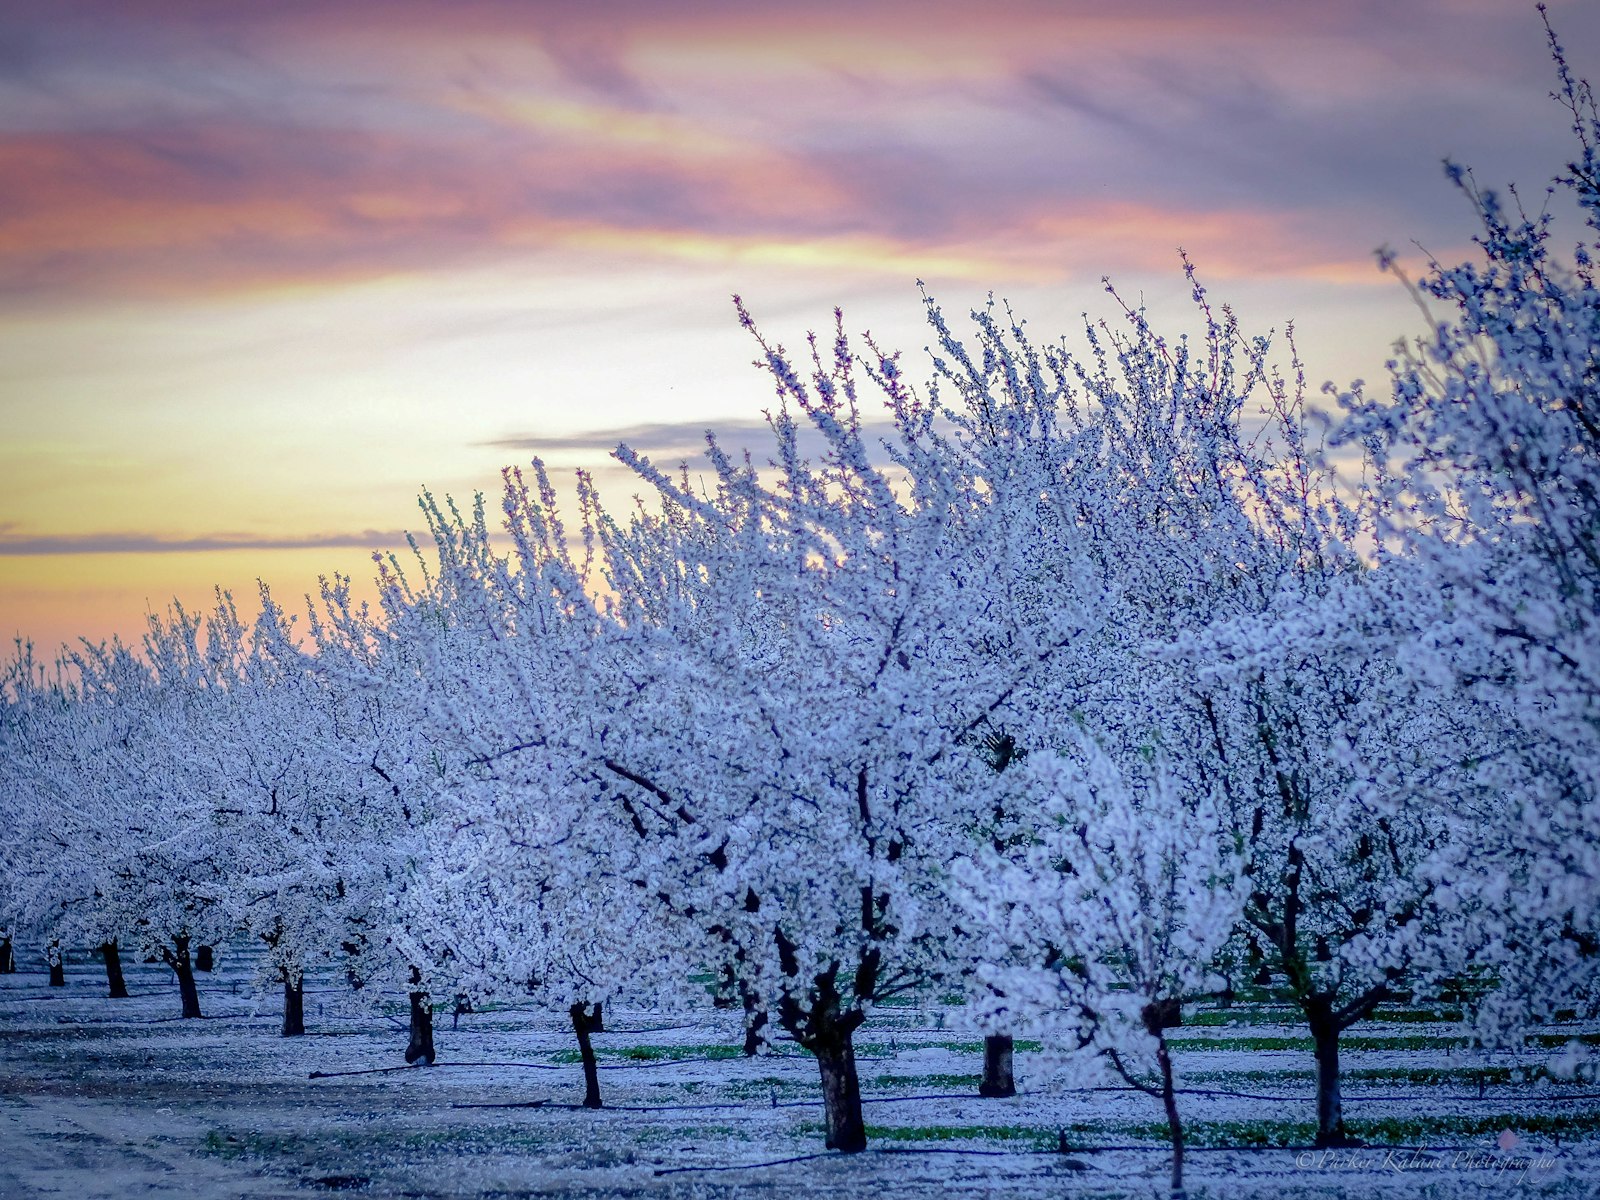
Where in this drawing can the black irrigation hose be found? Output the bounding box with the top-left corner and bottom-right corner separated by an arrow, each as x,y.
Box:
428,1026 -> 688,1037
654,1152 -> 834,1175
1066,1142 -> 1547,1154
655,1140 -> 1577,1177
0,990 -> 174,1003
881,1146 -> 1063,1158
309,1057 -> 726,1079
788,1052 -> 894,1062
304,1063 -> 1600,1109
984,1082 -> 1600,1105
310,1064 -> 435,1078
459,1093 -> 991,1114
1173,1084 -> 1600,1103
61,1013 -> 234,1025
304,1053 -> 896,1081
456,1099 -> 751,1113
770,1092 -> 979,1109
310,1062 -> 584,1078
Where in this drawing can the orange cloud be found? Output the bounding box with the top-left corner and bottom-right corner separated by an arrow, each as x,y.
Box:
0,110 -> 1392,310
2,0 -> 1530,309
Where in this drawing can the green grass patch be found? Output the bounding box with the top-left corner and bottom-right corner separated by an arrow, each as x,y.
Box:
861,1039 -> 1042,1057
724,1076 -> 814,1099
1359,1111 -> 1600,1142
797,1122 -> 1057,1151
548,1043 -> 746,1063
1062,1119 -> 1318,1149
1171,1033 -> 1456,1052
1170,1035 -> 1311,1052
1175,1029 -> 1599,1054
203,1129 -> 313,1161
1528,1032 -> 1600,1048
1184,1064 -> 1571,1088
868,1073 -> 981,1091
1186,1006 -> 1465,1028
1058,1110 -> 1600,1149
201,1124 -> 560,1162
1363,1008 -> 1466,1024
1186,1009 -> 1302,1028
1345,1064 -> 1562,1087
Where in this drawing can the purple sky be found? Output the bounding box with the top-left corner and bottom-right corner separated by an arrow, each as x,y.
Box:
3,0 -> 1597,650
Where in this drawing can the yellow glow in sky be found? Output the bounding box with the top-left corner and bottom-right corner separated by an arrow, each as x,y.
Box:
3,1 -> 1594,652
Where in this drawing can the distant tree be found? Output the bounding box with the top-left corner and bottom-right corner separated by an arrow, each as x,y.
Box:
36,602 -> 254,1020
958,749 -> 1244,1200
305,569 -> 454,1065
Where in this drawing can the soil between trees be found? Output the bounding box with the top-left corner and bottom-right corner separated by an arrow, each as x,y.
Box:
2,949 -> 1596,1199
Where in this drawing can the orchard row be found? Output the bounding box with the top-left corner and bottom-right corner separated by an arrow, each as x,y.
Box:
4,23 -> 1598,1199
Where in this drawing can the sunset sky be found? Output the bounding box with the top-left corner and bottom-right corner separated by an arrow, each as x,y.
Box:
4,0 -> 1598,653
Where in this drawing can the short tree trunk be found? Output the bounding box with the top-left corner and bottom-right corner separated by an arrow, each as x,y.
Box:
405,990 -> 435,1065
979,1033 -> 1016,1097
1308,1004 -> 1352,1147
164,937 -> 202,1018
740,983 -> 768,1056
195,945 -> 214,972
102,941 -> 129,999
569,1002 -> 603,1108
1156,1034 -> 1186,1200
588,1001 -> 604,1034
814,1030 -> 867,1153
0,937 -> 14,973
742,1017 -> 765,1056
282,974 -> 305,1037
48,942 -> 65,987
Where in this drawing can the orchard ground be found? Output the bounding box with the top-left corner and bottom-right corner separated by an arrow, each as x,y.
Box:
1,949 -> 1595,1198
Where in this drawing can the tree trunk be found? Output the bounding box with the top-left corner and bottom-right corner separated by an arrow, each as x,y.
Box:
282,974 -> 305,1037
102,941 -> 128,999
1308,1002 -> 1352,1147
48,942 -> 65,987
814,1030 -> 867,1153
195,945 -> 214,972
166,937 -> 202,1018
741,984 -> 767,1056
0,937 -> 14,973
569,1002 -> 602,1109
1156,1034 -> 1186,1200
979,1033 -> 1016,1097
588,1001 -> 604,1033
405,990 -> 435,1064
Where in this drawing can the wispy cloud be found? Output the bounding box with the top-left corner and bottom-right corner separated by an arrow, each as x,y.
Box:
481,415 -> 910,460
0,529 -> 413,556
7,0 -> 1587,304
481,418 -> 769,455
